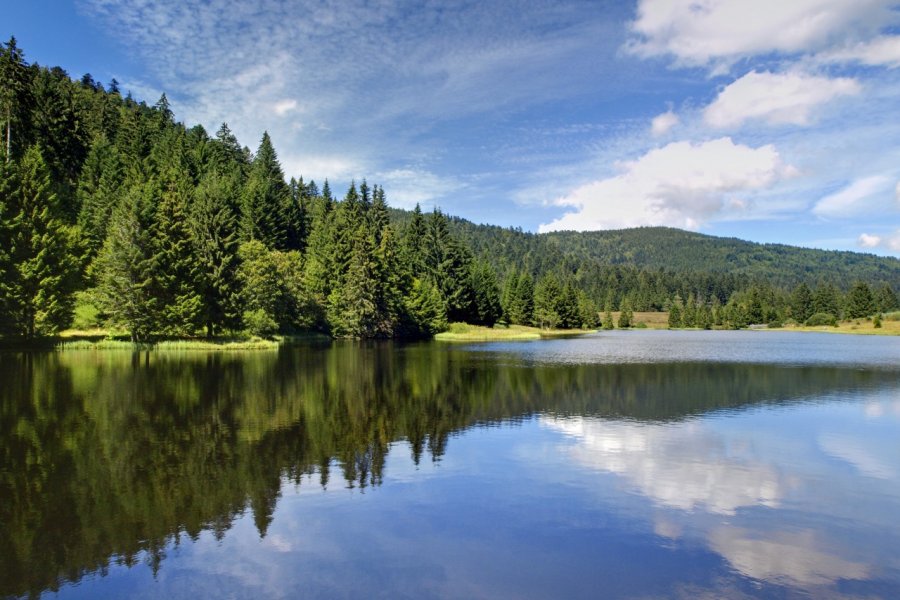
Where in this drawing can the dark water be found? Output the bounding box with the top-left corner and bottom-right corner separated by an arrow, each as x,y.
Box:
1,330 -> 899,599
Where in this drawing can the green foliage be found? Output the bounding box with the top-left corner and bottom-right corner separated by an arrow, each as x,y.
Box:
873,313 -> 882,328
618,297 -> 633,329
469,260 -> 502,326
845,281 -> 876,319
243,307 -> 278,338
5,145 -> 80,337
805,312 -> 838,327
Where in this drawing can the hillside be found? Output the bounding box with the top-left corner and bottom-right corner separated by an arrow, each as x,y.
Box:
391,209 -> 900,293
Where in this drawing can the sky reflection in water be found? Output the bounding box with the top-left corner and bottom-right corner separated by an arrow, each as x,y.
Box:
2,331 -> 899,599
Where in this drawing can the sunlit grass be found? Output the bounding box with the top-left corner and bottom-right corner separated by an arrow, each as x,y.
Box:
435,323 -> 595,342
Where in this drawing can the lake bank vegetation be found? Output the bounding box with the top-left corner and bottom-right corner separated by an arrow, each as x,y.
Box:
0,38 -> 898,345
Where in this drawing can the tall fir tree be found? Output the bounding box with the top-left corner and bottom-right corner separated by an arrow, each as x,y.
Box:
94,183 -> 159,342
469,260 -> 502,326
5,145 -> 80,338
190,171 -> 243,337
845,281 -> 876,319
77,134 -> 125,258
0,37 -> 33,161
241,132 -> 290,249
534,274 -> 562,329
791,282 -> 813,323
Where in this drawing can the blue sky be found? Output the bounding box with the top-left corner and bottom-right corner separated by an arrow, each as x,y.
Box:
6,0 -> 900,254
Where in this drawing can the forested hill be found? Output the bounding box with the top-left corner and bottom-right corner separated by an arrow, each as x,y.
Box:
389,209 -> 900,293
543,227 -> 900,289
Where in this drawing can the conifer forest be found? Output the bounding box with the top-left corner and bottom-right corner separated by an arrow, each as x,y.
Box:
1,37 -> 898,342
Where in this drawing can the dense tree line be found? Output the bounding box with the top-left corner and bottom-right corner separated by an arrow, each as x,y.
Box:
1,38 -> 897,340
0,38 -> 508,341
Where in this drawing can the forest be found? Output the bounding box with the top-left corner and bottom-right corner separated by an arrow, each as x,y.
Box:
0,37 -> 898,342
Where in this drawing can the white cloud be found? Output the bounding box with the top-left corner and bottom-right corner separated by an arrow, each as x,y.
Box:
812,175 -> 891,217
625,0 -> 895,70
896,181 -> 900,202
704,71 -> 860,128
650,110 -> 679,136
709,527 -> 869,586
544,417 -> 782,515
820,35 -> 900,68
857,230 -> 900,252
858,233 -> 882,248
273,99 -> 298,116
539,137 -> 794,232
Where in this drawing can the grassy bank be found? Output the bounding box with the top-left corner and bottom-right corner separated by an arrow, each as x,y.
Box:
771,317 -> 900,336
434,322 -> 595,342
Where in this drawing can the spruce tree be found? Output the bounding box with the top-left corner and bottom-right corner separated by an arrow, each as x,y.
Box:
791,282 -> 813,323
6,146 -> 80,338
813,283 -> 840,318
668,295 -> 683,328
513,274 -> 535,326
153,169 -> 202,335
617,296 -> 633,329
0,37 -> 33,161
241,132 -> 290,249
0,155 -> 17,333
469,260 -> 502,326
77,134 -> 125,257
845,281 -> 876,319
94,184 -> 159,342
875,283 -> 898,313
190,171 -> 242,337
534,274 -> 562,329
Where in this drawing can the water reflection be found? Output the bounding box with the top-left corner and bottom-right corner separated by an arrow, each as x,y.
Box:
0,338 -> 899,598
545,388 -> 900,593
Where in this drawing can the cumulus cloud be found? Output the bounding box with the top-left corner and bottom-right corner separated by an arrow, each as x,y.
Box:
704,71 -> 860,128
273,99 -> 299,116
544,417 -> 782,515
650,110 -> 679,136
812,175 -> 891,217
539,137 -> 793,232
709,527 -> 868,586
625,0 -> 895,70
857,231 -> 900,253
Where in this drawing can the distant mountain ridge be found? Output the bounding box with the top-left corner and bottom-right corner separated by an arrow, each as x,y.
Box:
390,209 -> 900,292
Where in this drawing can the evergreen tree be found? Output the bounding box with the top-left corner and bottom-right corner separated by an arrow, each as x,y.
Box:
602,300 -> 614,330
327,239 -> 379,338
617,296 -> 633,329
153,169 -> 202,335
303,192 -> 336,315
875,283 -> 898,313
534,274 -> 562,329
500,271 -> 519,324
403,278 -> 447,336
0,155 -> 18,333
791,282 -> 813,323
94,184 -> 159,342
845,281 -> 876,319
77,134 -> 125,257
558,282 -> 580,329
190,172 -> 242,337
668,295 -> 683,328
5,146 -> 80,338
577,291 -> 600,329
0,37 -> 33,161
513,274 -> 535,326
469,260 -> 502,326
241,132 -> 290,249
423,209 -> 474,322
813,283 -> 840,318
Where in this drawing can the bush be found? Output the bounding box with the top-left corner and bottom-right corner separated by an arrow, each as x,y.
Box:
767,318 -> 784,329
243,309 -> 278,338
874,314 -> 882,329
805,312 -> 837,327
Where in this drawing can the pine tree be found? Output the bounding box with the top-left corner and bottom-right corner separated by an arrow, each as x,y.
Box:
423,209 -> 474,323
303,192 -> 336,314
403,278 -> 447,336
602,300 -> 614,330
577,291 -> 600,329
327,239 -> 379,338
558,282 -> 580,329
512,273 -> 535,325
0,155 -> 17,333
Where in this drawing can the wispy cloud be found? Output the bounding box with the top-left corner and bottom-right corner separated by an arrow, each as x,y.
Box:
703,71 -> 860,128
813,175 -> 892,218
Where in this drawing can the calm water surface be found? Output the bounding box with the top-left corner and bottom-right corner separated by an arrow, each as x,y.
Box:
1,330 -> 899,599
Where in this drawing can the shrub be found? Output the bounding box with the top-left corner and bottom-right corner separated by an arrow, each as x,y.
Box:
874,314 -> 882,329
243,309 -> 278,338
805,312 -> 837,327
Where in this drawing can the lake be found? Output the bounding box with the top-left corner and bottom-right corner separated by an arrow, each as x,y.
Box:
2,330 -> 899,599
